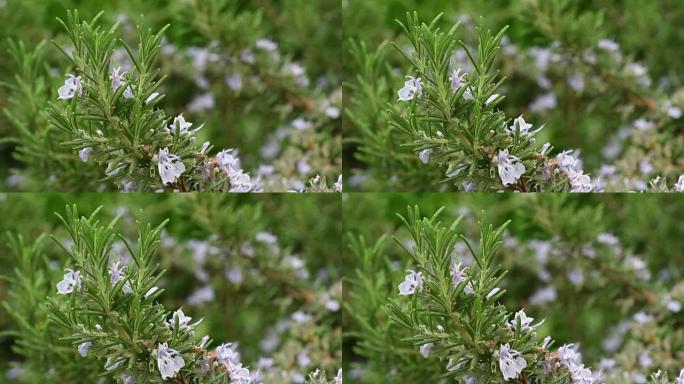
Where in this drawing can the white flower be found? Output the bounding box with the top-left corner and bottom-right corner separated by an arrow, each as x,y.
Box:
156,343 -> 185,379
675,369 -> 684,384
486,287 -> 501,299
166,308 -> 202,330
597,39 -> 620,52
485,94 -> 500,105
334,175 -> 343,192
418,149 -> 432,164
145,286 -> 159,298
674,175 -> 684,192
419,343 -> 433,358
166,114 -> 202,136
157,148 -> 186,185
255,38 -> 278,52
58,74 -> 83,100
505,115 -> 542,137
397,76 -> 422,101
398,269 -> 423,295
78,342 -> 91,357
57,269 -> 82,294
496,149 -> 525,186
145,92 -> 159,104
508,309 -> 544,331
498,344 -> 526,381
335,369 -> 342,384
79,147 -> 92,162
451,262 -> 467,286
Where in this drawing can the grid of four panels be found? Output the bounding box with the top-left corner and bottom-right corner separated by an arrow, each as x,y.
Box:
1,1 -> 684,383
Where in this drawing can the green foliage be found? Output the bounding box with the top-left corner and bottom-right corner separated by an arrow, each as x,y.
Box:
344,1 -> 684,192
0,195 -> 342,382
343,195 -> 684,383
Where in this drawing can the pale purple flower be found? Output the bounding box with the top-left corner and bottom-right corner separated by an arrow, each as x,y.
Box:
398,269 -> 423,295
226,73 -> 243,91
418,149 -> 432,164
419,343 -> 433,358
498,344 -> 526,381
497,149 -> 525,186
58,74 -> 83,100
123,85 -> 134,99
78,342 -> 92,357
450,262 -> 467,286
157,148 -> 186,185
109,261 -> 133,294
156,343 -> 185,379
111,66 -> 125,90
79,147 -> 93,162
397,76 -> 422,101
57,269 -> 82,294
449,68 -> 467,91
